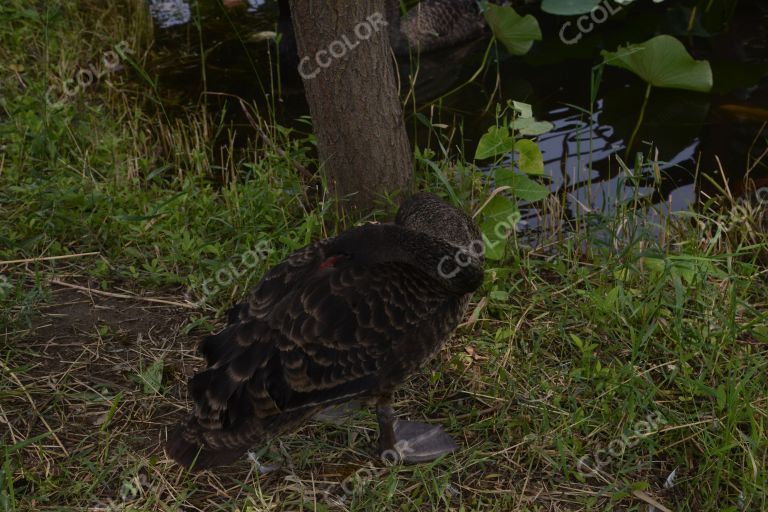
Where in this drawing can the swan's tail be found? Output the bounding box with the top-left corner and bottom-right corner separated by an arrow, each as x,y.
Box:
165,420 -> 246,471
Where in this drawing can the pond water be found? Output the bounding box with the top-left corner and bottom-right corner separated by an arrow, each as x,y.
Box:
145,0 -> 768,223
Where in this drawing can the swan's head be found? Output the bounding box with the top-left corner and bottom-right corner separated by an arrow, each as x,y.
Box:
395,193 -> 482,251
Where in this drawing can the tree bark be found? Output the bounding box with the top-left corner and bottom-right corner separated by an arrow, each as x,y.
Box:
288,0 -> 412,208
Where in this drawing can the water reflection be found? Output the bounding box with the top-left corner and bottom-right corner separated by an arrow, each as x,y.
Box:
222,0 -> 267,12
505,99 -> 699,232
148,0 -> 191,29
144,0 -> 767,222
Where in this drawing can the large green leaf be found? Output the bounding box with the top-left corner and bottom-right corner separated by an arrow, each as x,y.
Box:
484,4 -> 542,56
475,125 -> 515,160
510,100 -> 553,136
515,139 -> 544,175
601,35 -> 713,92
479,195 -> 520,260
512,117 -> 554,136
512,100 -> 533,119
475,127 -> 545,174
495,168 -> 550,201
541,0 -> 602,15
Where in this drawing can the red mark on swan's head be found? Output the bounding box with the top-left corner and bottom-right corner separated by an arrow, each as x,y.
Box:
319,255 -> 345,270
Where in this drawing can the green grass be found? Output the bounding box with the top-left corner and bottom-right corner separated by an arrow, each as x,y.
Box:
1,1 -> 767,511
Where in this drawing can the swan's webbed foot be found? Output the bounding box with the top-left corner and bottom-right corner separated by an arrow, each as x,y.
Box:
376,398 -> 457,464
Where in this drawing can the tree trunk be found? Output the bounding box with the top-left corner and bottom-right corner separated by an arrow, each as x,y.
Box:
288,0 -> 412,208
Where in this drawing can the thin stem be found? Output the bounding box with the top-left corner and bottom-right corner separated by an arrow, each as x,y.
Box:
625,83 -> 652,160
415,38 -> 495,113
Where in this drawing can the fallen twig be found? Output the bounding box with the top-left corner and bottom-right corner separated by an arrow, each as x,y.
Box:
49,278 -> 198,310
0,252 -> 100,266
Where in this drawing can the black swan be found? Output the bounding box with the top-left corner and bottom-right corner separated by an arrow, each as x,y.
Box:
166,193 -> 484,469
276,0 -> 487,56
386,0 -> 487,55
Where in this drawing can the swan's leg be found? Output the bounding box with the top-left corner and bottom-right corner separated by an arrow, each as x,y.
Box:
376,397 -> 398,457
375,396 -> 457,464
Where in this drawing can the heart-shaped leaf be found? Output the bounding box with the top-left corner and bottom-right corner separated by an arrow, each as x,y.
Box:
515,139 -> 544,175
512,100 -> 534,119
512,117 -> 554,136
495,169 -> 550,201
484,4 -> 542,56
479,195 -> 520,260
475,125 -> 515,160
601,35 -> 713,92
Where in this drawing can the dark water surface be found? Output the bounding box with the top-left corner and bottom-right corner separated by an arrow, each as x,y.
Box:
146,0 -> 768,222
